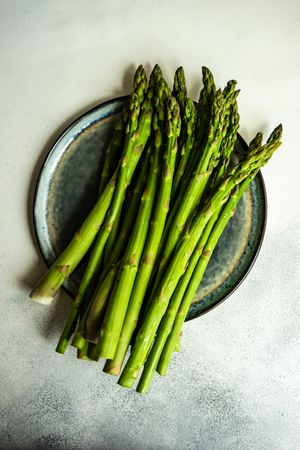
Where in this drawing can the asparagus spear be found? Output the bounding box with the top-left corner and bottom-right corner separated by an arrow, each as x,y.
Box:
104,94 -> 181,372
194,66 -> 216,149
103,145 -> 152,270
119,126 -> 282,388
99,96 -> 180,360
30,66 -> 148,307
102,67 -> 149,262
76,341 -> 90,360
137,102 -> 241,385
66,69 -> 165,353
137,120 -> 249,390
98,112 -> 126,195
54,96 -> 152,353
172,98 -> 196,197
72,68 -> 166,355
30,104 -> 138,306
145,127 -> 282,384
137,214 -> 215,392
68,69 -> 149,308
55,145 -> 152,354
156,133 -> 265,377
172,66 -> 187,113
146,88 -> 226,308
149,81 -> 239,305
96,134 -> 161,359
102,67 -> 164,274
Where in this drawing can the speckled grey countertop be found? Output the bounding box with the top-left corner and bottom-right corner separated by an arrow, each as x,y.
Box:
1,1 -> 299,449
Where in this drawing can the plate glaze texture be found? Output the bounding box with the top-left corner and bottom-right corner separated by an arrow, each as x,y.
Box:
33,96 -> 267,321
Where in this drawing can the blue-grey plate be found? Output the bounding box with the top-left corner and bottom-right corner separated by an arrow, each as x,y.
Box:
33,96 -> 267,321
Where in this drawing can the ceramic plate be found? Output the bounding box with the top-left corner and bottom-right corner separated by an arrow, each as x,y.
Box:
33,96 -> 267,321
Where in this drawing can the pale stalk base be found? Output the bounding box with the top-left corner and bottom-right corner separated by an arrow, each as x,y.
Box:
29,292 -> 54,305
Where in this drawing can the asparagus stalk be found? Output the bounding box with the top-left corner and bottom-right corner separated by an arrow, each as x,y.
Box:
96,136 -> 161,359
30,66 -> 148,307
84,264 -> 119,343
98,96 -> 180,360
68,70 -> 149,309
148,81 -> 239,304
138,101 -> 241,377
119,126 -> 282,388
77,341 -> 90,360
104,144 -> 152,270
102,66 -> 164,272
98,112 -> 126,195
30,171 -> 116,306
172,98 -> 196,196
101,67 -> 149,263
137,213 -> 215,392
103,208 -> 122,266
73,68 -> 165,355
88,139 -> 159,346
104,95 -> 180,373
156,181 -> 255,377
147,88 -> 226,307
55,145 -> 152,354
137,104 -> 241,388
147,126 -> 282,383
55,95 -> 152,351
64,70 -> 163,353
138,121 -> 252,389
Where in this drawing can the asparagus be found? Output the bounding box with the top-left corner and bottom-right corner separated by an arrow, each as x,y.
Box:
85,264 -> 119,343
138,119 -> 248,390
172,98 -> 196,196
68,69 -> 149,309
156,136 -> 266,376
77,341 -> 90,360
149,81 -> 239,304
104,95 -> 181,373
104,144 -> 152,270
30,66 -> 148,307
85,143 -> 153,333
147,88 -> 226,307
194,66 -> 216,149
99,96 -> 180,360
55,145 -> 152,354
98,113 -> 126,195
150,127 -> 281,381
137,214 -> 215,392
101,67 -> 149,262
103,208 -> 122,266
55,91 -> 151,351
138,100 -> 241,382
67,69 -> 164,353
172,66 -> 187,113
119,126 -> 282,388
102,67 -> 164,273
96,135 -> 161,359
30,63 -> 283,395
156,182 -> 255,377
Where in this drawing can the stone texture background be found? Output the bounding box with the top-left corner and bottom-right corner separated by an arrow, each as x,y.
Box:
1,1 -> 299,449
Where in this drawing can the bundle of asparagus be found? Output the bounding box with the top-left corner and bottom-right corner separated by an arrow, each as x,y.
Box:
30,65 -> 282,393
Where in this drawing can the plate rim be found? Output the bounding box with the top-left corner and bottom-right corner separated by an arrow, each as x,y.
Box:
32,96 -> 267,321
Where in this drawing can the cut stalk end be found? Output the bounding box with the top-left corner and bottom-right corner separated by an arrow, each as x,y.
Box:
29,291 -> 54,305
71,333 -> 86,350
103,361 -> 122,376
56,339 -> 68,354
